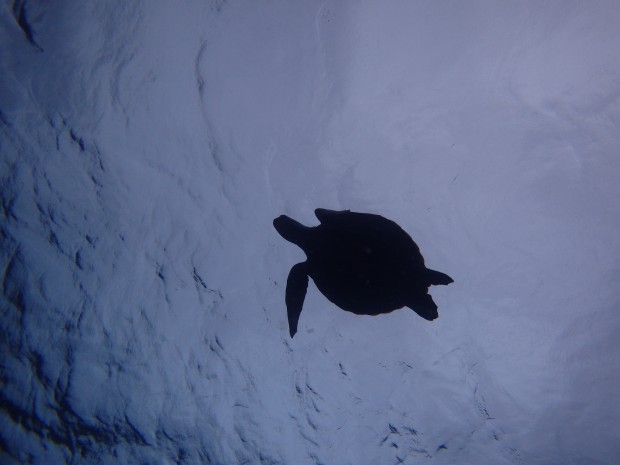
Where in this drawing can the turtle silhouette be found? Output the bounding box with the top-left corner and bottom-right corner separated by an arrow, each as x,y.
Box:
273,208 -> 453,337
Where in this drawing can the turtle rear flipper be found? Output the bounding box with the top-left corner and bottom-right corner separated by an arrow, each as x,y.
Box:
407,293 -> 439,321
286,262 -> 309,337
425,268 -> 454,286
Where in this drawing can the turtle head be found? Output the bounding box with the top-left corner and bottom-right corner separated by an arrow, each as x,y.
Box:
406,292 -> 439,321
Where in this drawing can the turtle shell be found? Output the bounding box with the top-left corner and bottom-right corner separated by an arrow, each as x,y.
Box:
305,210 -> 428,315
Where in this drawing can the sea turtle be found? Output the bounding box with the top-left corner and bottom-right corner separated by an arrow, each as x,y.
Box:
273,208 -> 453,337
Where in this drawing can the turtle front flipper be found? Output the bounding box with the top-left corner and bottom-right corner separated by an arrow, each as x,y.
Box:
315,208 -> 350,223
286,262 -> 309,338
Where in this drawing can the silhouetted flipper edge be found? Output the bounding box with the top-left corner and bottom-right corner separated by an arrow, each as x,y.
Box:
315,208 -> 350,223
425,268 -> 454,285
286,262 -> 309,338
408,293 -> 439,321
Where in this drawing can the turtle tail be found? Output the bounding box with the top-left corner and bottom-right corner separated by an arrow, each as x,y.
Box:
273,215 -> 312,250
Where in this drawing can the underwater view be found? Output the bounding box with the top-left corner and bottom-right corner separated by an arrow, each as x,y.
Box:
2,1 -> 620,464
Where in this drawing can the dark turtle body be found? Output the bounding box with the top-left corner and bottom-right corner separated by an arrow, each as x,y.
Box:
273,208 -> 453,337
